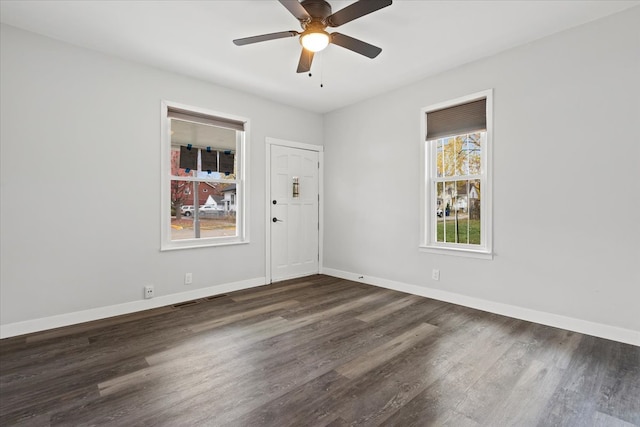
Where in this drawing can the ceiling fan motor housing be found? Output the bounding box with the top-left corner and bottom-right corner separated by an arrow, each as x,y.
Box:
300,0 -> 332,24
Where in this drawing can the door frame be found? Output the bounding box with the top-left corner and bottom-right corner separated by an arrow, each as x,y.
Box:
265,137 -> 324,283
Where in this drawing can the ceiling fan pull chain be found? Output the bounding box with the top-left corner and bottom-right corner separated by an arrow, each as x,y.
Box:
320,51 -> 325,88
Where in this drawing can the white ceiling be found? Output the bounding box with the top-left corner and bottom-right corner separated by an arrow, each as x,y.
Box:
1,0 -> 637,113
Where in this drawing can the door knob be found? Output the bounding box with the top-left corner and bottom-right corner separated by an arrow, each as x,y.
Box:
272,217 -> 283,223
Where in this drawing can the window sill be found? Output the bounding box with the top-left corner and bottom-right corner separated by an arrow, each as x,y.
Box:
161,238 -> 249,251
419,245 -> 493,260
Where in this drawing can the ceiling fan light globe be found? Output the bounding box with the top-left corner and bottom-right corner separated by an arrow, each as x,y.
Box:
301,32 -> 330,52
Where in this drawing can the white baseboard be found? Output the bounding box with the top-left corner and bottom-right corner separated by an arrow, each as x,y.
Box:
0,277 -> 266,339
322,268 -> 640,347
4,271 -> 638,347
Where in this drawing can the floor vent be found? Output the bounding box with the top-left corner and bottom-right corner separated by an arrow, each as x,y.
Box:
172,300 -> 199,308
205,294 -> 227,300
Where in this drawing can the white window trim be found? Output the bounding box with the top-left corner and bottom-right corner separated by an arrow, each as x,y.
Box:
419,89 -> 493,259
160,100 -> 250,251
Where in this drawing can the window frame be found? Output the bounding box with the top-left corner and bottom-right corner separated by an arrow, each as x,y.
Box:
160,101 -> 249,251
419,90 -> 493,259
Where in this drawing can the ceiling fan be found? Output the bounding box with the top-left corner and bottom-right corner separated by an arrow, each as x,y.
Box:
233,0 -> 392,73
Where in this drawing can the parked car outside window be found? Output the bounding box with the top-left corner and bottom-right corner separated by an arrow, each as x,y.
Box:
199,204 -> 221,214
181,205 -> 195,216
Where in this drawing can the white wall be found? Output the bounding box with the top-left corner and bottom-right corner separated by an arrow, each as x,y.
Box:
323,8 -> 640,342
2,8 -> 639,344
0,24 -> 323,332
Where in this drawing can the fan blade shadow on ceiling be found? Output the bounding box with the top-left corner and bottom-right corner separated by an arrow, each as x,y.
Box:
233,31 -> 299,46
328,0 -> 392,27
297,48 -> 314,73
330,32 -> 382,58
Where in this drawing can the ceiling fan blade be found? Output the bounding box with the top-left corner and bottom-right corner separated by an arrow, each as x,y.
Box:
327,0 -> 392,27
330,32 -> 382,58
233,31 -> 299,46
279,0 -> 311,21
297,48 -> 314,73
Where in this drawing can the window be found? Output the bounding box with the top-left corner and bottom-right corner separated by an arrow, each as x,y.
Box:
161,102 -> 248,250
420,90 -> 492,258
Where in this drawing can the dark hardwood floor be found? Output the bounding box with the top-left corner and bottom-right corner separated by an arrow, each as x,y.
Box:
1,275 -> 638,426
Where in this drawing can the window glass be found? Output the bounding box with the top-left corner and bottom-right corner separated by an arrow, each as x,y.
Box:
434,134 -> 483,247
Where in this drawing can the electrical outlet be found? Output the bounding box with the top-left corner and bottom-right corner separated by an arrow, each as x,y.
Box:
185,273 -> 193,285
432,269 -> 440,281
144,285 -> 154,299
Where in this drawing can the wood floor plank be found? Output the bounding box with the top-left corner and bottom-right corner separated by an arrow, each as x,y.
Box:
595,341 -> 640,425
528,324 -> 584,369
429,410 -> 481,427
189,299 -> 299,332
482,358 -> 565,426
322,416 -> 350,427
7,412 -> 52,427
171,289 -> 404,373
144,316 -> 293,366
355,293 -> 423,323
61,294 -> 412,425
592,411 -> 639,427
536,335 -> 615,426
1,355 -> 148,421
229,300 -> 452,425
25,306 -> 177,344
335,322 -> 438,379
349,317 -> 524,426
453,335 -> 540,423
1,275 -> 639,426
281,287 -> 395,321
144,299 -> 441,425
231,370 -> 350,426
0,336 -> 91,375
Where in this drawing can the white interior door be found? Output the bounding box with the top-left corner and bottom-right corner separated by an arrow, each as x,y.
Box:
270,144 -> 319,282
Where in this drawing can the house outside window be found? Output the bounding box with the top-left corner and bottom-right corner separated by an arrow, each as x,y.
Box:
420,90 -> 493,259
161,102 -> 248,250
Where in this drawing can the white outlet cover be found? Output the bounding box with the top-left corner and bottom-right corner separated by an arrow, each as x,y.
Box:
144,285 -> 154,298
